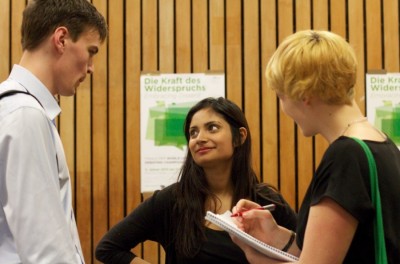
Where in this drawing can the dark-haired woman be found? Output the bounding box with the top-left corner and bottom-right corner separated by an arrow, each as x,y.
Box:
95,97 -> 296,264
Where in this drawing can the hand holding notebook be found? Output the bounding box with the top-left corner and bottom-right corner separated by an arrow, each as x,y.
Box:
230,204 -> 276,217
205,210 -> 299,262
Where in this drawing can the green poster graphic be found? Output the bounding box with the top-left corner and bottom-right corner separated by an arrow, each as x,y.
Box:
366,73 -> 400,146
146,101 -> 195,149
140,72 -> 225,192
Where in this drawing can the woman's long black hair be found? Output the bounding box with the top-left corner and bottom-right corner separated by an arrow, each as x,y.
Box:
172,97 -> 267,258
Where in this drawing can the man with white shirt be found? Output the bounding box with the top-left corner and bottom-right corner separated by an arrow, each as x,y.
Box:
0,0 -> 107,263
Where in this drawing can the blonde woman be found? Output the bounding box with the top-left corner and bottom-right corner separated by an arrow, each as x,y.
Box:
231,30 -> 400,264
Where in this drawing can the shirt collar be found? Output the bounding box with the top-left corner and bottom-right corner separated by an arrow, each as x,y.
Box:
8,64 -> 61,120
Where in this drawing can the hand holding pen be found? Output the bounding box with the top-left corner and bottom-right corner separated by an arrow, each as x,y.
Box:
231,204 -> 276,217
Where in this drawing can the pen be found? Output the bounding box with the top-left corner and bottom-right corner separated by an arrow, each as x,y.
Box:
230,204 -> 276,217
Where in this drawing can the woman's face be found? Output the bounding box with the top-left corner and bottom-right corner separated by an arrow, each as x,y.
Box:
277,92 -> 314,137
188,108 -> 235,169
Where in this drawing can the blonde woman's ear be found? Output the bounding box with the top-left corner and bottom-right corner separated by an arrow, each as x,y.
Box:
302,95 -> 313,106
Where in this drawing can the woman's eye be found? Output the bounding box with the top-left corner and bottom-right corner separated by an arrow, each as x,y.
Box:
209,124 -> 218,132
189,130 -> 198,138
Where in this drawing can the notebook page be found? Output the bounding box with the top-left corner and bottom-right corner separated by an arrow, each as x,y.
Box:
205,210 -> 299,262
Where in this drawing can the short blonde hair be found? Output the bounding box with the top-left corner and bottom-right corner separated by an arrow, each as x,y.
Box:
265,30 -> 357,105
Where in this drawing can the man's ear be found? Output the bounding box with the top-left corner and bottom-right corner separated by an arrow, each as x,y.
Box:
239,127 -> 247,145
53,27 -> 69,53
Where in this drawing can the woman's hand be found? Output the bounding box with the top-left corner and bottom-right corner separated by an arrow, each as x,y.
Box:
232,199 -> 281,246
231,199 -> 298,263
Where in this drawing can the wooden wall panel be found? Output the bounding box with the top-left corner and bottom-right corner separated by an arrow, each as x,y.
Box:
1,0 -> 399,263
383,1 -> 400,72
108,0 -> 125,229
366,0 -> 383,70
59,95 -> 76,201
330,0 -> 346,36
296,0 -> 311,31
192,0 -> 208,72
209,0 -> 225,71
76,76 -> 92,261
159,0 -> 175,72
277,0 -> 296,207
261,0 -> 279,187
226,0 -> 242,105
349,0 -> 366,114
295,0 -> 313,210
312,0 -> 330,190
142,0 -> 158,71
0,0 -> 10,80
313,0 -> 329,30
176,0 -> 192,72
91,1 -> 109,261
11,0 -> 24,65
125,0 -> 142,259
244,0 -> 261,177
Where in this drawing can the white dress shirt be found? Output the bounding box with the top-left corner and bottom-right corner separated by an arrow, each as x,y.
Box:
0,65 -> 84,263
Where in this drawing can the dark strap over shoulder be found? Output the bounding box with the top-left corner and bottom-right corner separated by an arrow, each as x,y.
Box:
0,90 -> 43,108
1,89 -> 57,167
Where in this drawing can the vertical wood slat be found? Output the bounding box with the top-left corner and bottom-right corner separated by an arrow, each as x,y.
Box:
108,0 -> 125,228
226,0 -> 242,105
92,0 -> 109,262
11,0 -> 24,65
295,0 -> 313,209
366,0 -> 383,70
330,1 -> 347,37
176,0 -> 192,73
277,0 -> 296,207
125,0 -> 142,260
312,0 -> 330,187
191,0 -> 209,73
142,0 -> 158,71
141,0 -> 159,262
313,0 -> 329,30
349,0 -> 366,114
192,0 -> 208,72
383,0 -> 400,71
261,0 -> 279,187
295,0 -> 311,31
209,0 -> 225,71
0,0 -> 10,80
159,0 -> 175,72
76,79 -> 92,263
244,0 -> 261,177
59,96 -> 76,204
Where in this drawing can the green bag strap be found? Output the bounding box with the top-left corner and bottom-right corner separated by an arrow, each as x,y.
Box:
351,137 -> 388,264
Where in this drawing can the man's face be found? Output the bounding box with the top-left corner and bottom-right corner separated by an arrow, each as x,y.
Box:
56,29 -> 101,96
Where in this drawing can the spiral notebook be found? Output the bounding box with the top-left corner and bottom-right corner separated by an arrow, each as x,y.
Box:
205,210 -> 299,262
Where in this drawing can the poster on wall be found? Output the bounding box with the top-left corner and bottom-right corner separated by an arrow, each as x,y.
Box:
366,72 -> 400,148
140,72 -> 225,192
